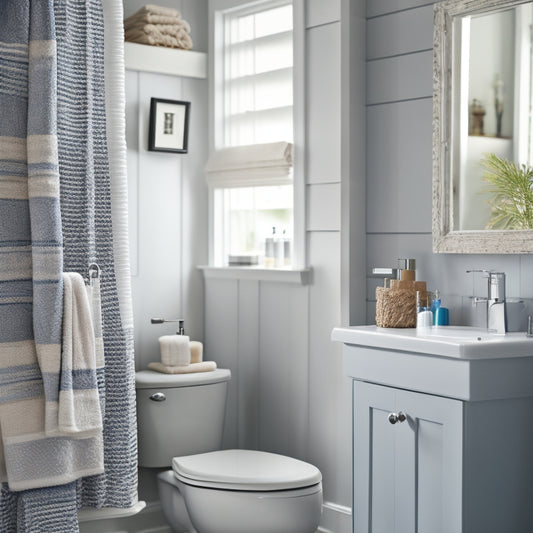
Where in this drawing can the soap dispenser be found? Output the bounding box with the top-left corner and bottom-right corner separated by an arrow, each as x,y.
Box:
374,257 -> 427,328
150,317 -> 203,364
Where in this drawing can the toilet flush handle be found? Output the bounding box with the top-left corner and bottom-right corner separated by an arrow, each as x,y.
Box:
150,392 -> 166,402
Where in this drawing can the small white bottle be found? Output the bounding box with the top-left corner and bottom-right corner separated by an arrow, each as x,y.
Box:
282,230 -> 291,266
264,227 -> 276,267
416,291 -> 433,329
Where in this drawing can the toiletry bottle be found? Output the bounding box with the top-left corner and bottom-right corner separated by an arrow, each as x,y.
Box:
264,227 -> 276,267
431,290 -> 441,325
174,319 -> 204,362
416,291 -> 433,328
273,227 -> 283,267
282,230 -> 291,266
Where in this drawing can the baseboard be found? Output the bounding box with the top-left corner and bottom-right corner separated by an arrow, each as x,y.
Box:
318,501 -> 352,533
79,498 -> 351,533
79,501 -> 171,533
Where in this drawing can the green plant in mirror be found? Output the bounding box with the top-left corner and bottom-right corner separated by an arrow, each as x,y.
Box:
481,153 -> 533,230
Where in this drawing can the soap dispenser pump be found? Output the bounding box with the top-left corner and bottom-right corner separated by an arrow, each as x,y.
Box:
397,258 -> 416,281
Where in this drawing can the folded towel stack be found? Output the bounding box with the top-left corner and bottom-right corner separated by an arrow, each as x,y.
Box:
148,361 -> 217,374
124,4 -> 193,50
149,336 -> 216,374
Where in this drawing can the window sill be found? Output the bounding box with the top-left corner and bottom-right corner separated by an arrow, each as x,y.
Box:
198,266 -> 312,285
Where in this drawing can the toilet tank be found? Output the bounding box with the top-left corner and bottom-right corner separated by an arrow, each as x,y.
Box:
136,368 -> 231,467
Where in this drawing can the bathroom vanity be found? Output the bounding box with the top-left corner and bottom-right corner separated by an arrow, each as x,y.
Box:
331,325 -> 533,533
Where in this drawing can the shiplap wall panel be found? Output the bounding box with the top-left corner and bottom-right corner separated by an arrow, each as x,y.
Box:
366,99 -> 433,233
367,301 -> 377,325
257,283 -> 291,455
283,284 -> 310,459
367,5 -> 434,60
258,283 -> 309,457
367,50 -> 433,104
306,0 -> 341,28
237,280 -> 260,450
519,257 -> 533,298
366,234 -> 521,304
181,78 -> 209,344
131,73 -> 183,367
367,0 -> 438,18
307,231 -> 352,507
306,22 -> 341,184
307,183 -> 342,231
204,278 -> 239,448
364,0 -> 525,328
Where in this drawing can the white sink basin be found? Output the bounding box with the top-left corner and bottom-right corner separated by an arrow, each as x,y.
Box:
331,325 -> 533,359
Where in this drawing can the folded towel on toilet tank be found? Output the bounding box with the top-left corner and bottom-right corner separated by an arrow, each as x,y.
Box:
147,361 -> 217,374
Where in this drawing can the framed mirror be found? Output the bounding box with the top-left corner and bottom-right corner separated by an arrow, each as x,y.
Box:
433,0 -> 533,253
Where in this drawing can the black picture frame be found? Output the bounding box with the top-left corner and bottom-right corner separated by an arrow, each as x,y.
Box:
148,98 -> 190,153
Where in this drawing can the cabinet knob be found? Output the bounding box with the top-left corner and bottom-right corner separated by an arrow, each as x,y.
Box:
149,392 -> 166,402
388,411 -> 406,424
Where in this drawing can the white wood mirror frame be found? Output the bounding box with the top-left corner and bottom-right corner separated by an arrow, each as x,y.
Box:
433,0 -> 533,253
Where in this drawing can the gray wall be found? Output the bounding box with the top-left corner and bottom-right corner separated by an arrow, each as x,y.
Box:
365,0 -> 533,325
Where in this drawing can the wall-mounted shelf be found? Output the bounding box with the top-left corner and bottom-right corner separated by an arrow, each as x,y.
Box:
124,42 -> 207,79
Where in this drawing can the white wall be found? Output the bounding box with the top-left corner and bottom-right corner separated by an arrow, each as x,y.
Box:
124,2 -> 209,371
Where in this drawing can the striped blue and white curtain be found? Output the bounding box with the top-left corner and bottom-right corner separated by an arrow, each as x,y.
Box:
0,0 -> 137,530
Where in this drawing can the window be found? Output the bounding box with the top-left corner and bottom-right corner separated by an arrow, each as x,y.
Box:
223,2 -> 293,147
209,0 -> 299,268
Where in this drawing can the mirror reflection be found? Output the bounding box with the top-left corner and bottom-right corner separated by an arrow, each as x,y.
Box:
454,2 -> 533,231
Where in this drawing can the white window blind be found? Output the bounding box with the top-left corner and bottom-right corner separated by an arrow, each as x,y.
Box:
205,141 -> 292,188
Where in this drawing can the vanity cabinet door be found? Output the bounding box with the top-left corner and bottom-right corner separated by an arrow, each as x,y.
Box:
353,381 -> 463,533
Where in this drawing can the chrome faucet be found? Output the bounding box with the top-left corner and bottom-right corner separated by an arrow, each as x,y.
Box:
487,272 -> 507,334
467,270 -> 507,334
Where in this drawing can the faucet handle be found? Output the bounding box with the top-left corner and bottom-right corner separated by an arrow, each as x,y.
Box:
487,272 -> 506,302
466,269 -> 490,276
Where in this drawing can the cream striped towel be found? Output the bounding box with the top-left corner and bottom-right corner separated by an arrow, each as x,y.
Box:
58,273 -> 104,436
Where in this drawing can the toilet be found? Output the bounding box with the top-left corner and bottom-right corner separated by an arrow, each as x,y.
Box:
136,368 -> 323,533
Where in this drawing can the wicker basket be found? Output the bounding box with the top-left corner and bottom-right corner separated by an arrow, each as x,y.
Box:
375,286 -> 417,328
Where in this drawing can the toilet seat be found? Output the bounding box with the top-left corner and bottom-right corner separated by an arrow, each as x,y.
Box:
172,449 -> 322,491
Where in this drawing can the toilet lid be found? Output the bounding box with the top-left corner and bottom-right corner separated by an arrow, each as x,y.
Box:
172,449 -> 322,491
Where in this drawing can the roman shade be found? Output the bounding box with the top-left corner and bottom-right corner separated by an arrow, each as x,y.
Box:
205,141 -> 292,188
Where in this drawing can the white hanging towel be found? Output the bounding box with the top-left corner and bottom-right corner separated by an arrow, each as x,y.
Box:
58,273 -> 104,437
